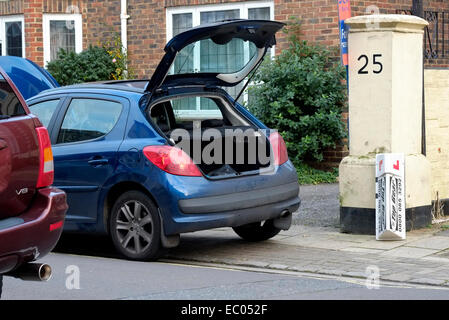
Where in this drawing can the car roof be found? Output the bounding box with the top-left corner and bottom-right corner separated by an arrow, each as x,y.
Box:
31,80 -> 148,98
27,79 -> 230,104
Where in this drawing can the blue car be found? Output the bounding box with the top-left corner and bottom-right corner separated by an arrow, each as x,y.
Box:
2,20 -> 300,260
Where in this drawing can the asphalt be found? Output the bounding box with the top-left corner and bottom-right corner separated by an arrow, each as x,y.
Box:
293,183 -> 340,228
3,252 -> 449,300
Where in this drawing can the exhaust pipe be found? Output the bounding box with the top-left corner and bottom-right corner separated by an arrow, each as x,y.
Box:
280,209 -> 290,218
6,263 -> 52,282
273,210 -> 292,230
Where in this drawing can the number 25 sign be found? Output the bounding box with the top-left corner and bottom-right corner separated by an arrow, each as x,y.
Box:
357,54 -> 383,74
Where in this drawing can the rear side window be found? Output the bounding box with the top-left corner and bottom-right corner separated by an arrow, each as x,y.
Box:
57,98 -> 122,144
29,99 -> 60,128
172,96 -> 223,121
0,74 -> 26,118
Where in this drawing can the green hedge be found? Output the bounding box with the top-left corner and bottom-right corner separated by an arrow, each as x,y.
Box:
47,46 -> 116,86
47,35 -> 133,86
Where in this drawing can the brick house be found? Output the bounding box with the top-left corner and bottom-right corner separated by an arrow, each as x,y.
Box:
0,0 -> 448,163
2,0 -> 448,74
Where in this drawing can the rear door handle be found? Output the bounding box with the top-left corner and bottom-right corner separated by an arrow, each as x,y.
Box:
88,157 -> 109,166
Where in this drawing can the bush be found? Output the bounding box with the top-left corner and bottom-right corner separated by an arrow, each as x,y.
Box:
248,21 -> 347,164
47,35 -> 133,86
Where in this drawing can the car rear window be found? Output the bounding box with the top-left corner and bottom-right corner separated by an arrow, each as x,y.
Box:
0,73 -> 26,118
29,99 -> 60,128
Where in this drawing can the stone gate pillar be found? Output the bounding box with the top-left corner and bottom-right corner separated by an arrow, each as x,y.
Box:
339,14 -> 432,234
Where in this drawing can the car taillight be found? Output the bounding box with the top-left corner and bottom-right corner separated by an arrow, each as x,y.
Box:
269,132 -> 289,166
36,126 -> 54,188
49,220 -> 64,231
143,145 -> 203,177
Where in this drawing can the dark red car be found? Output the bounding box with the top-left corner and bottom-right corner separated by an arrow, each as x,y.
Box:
0,65 -> 67,297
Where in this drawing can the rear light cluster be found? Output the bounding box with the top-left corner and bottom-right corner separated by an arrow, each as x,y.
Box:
49,220 -> 64,232
269,132 -> 289,166
35,126 -> 54,188
143,145 -> 202,177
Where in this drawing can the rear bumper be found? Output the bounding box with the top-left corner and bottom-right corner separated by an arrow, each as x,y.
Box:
171,196 -> 300,234
179,181 -> 299,214
0,187 -> 67,274
166,182 -> 300,235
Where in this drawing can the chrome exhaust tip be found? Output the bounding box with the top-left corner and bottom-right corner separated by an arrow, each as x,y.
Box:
280,209 -> 290,218
6,263 -> 52,282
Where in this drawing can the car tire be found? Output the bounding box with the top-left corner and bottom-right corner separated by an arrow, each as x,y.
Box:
232,219 -> 281,242
109,191 -> 162,261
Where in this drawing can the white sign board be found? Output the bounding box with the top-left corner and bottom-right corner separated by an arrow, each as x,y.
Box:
375,153 -> 406,240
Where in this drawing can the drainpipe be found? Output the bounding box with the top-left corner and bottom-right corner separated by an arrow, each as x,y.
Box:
121,0 -> 130,77
412,0 -> 426,156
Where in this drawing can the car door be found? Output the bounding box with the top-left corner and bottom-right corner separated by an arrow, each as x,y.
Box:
50,95 -> 128,225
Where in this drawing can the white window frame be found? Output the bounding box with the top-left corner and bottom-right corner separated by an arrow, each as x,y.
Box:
43,13 -> 83,65
0,15 -> 25,57
166,1 -> 275,118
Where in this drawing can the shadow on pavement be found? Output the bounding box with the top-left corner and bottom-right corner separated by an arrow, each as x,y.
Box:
53,230 -> 247,260
53,233 -> 121,259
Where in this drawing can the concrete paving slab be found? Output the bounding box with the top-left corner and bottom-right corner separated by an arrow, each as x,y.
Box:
340,247 -> 385,254
415,265 -> 449,275
278,237 -> 356,250
381,247 -> 439,258
433,249 -> 449,259
326,234 -> 373,243
421,256 -> 449,263
405,236 -> 449,250
355,240 -> 406,250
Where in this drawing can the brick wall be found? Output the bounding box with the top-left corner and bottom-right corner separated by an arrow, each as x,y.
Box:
83,1 -> 120,50
3,0 -> 448,76
23,0 -> 44,64
127,1 -> 165,78
0,0 -> 22,15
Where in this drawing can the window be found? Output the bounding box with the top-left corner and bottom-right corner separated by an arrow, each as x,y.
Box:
43,14 -> 83,64
151,95 -> 233,134
29,99 -> 60,128
0,73 -> 26,117
0,16 -> 25,57
166,1 -> 274,115
57,99 -> 122,144
172,96 -> 224,121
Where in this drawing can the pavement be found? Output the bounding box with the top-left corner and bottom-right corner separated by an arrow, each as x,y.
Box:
165,183 -> 449,288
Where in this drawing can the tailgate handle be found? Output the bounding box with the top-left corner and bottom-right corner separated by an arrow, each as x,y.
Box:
88,157 -> 109,166
0,139 -> 7,151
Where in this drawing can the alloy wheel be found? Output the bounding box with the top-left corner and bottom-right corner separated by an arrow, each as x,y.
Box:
115,200 -> 154,255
